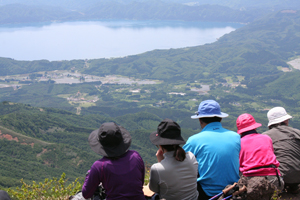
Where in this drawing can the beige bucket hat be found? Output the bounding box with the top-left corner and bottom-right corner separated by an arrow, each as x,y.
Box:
267,107 -> 292,127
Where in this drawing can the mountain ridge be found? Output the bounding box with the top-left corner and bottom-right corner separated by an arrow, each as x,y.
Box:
1,9 -> 300,189
0,2 -> 266,25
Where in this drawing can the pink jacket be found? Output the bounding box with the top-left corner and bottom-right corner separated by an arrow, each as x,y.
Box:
240,133 -> 280,177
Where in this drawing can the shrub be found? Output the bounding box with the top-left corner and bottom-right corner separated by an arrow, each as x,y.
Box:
7,173 -> 82,200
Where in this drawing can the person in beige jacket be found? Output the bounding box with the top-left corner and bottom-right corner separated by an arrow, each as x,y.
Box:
263,107 -> 300,193
149,119 -> 198,200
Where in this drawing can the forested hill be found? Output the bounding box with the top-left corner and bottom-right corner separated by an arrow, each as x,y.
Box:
83,1 -> 254,23
1,9 -> 300,188
1,0 -> 300,10
1,10 -> 300,112
0,102 -> 197,187
0,4 -> 82,24
0,2 -> 261,25
163,0 -> 300,10
83,10 -> 300,82
1,10 -> 299,79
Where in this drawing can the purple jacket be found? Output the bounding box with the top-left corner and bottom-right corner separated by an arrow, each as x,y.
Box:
82,150 -> 146,200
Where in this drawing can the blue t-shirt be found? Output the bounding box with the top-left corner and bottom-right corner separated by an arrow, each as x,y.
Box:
183,122 -> 241,196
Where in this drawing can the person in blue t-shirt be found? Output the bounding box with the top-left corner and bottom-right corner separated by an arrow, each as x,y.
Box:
183,100 -> 241,200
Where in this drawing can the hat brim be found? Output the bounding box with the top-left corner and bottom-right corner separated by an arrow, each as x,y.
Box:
237,122 -> 262,134
150,131 -> 186,145
268,114 -> 292,127
191,112 -> 229,119
88,126 -> 131,157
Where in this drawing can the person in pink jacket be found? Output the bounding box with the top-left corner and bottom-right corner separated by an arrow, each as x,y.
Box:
236,113 -> 284,190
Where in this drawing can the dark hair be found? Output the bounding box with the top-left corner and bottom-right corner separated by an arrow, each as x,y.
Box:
268,122 -> 286,130
240,129 -> 257,138
200,117 -> 222,124
161,145 -> 186,162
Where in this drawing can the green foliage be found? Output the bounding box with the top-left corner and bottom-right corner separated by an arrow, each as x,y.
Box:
1,10 -> 300,191
85,2 -> 256,23
7,173 -> 82,200
0,2 -> 266,26
0,102 -> 198,187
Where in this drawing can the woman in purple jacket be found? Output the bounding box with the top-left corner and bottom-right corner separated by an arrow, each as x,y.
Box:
82,122 -> 146,200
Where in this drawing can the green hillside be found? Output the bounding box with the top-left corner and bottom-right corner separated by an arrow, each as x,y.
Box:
1,10 -> 300,188
0,2 -> 262,25
0,10 -> 299,121
82,11 -> 300,81
0,102 -> 184,187
0,10 -> 300,126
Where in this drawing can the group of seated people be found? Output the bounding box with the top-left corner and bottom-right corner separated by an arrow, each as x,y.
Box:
81,100 -> 300,200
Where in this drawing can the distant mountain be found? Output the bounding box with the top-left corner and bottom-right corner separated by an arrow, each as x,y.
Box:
83,1 -> 255,23
78,10 -> 299,83
0,10 -> 300,98
0,1 -> 265,24
1,10 -> 300,188
0,4 -> 84,24
2,0 -> 299,25
163,0 -> 300,10
1,0 -> 300,10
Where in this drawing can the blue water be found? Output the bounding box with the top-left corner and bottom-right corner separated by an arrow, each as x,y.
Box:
0,20 -> 243,61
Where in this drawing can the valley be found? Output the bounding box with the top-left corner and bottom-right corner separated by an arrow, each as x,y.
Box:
0,3 -> 300,194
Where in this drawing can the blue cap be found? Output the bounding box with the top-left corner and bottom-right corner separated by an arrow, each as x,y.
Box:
191,100 -> 228,119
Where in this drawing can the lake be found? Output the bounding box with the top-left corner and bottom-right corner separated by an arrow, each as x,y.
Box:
0,20 -> 243,61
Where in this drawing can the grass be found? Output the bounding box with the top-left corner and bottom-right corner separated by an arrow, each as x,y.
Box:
237,76 -> 245,81
186,100 -> 198,110
57,94 -> 71,98
225,77 -> 233,83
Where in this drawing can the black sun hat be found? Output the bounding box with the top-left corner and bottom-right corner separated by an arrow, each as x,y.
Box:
150,118 -> 185,145
88,122 -> 132,157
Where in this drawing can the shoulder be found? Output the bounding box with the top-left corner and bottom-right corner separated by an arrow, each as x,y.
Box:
259,134 -> 272,140
286,126 -> 300,133
128,150 -> 141,156
92,157 -> 105,166
263,126 -> 293,136
126,150 -> 144,163
188,132 -> 202,139
186,151 -> 197,162
186,151 -> 196,159
223,128 -> 239,135
222,129 -> 240,141
89,159 -> 106,174
245,134 -> 272,142
150,162 -> 163,172
248,133 -> 270,139
262,128 -> 275,135
126,150 -> 142,158
185,132 -> 202,145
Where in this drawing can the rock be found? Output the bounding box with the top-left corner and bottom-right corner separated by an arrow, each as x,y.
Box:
217,176 -> 276,200
244,177 -> 275,200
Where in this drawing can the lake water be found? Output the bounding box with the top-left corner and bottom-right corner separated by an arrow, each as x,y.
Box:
0,20 -> 243,61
